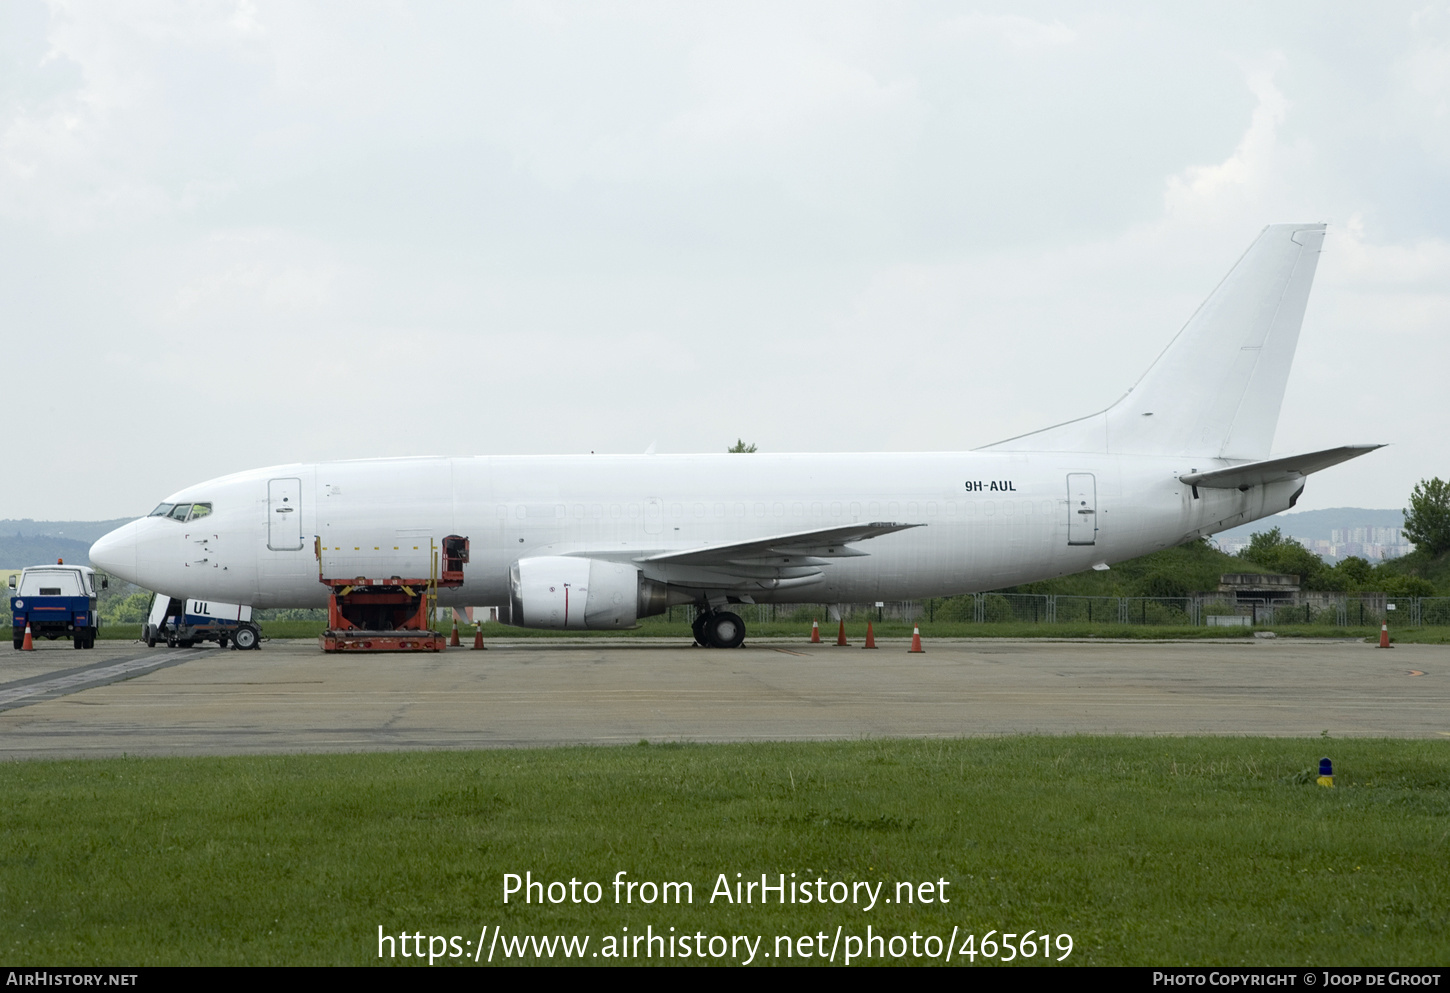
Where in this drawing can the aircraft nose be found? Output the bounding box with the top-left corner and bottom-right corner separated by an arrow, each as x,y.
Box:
89,521 -> 139,580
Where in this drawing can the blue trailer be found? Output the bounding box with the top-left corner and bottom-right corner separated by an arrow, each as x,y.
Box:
9,562 -> 107,650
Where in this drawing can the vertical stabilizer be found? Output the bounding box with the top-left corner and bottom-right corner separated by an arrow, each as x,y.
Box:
983,223 -> 1325,459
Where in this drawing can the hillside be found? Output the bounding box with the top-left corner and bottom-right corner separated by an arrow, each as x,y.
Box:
0,519 -> 131,570
1376,547 -> 1450,590
0,535 -> 97,569
0,519 -> 133,542
1004,539 -> 1268,597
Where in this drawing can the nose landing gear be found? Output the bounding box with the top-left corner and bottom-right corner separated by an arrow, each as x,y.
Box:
693,608 -> 746,649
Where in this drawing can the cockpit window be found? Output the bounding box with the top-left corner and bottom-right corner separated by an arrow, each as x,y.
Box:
157,502 -> 213,522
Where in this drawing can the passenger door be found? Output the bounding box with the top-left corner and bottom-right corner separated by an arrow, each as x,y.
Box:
268,478 -> 304,550
1067,473 -> 1097,546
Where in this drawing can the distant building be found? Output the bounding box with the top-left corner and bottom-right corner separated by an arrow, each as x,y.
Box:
1222,527 -> 1414,564
1332,526 -> 1407,545
1322,526 -> 1415,561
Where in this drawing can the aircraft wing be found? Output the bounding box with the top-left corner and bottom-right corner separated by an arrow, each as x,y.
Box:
1178,445 -> 1383,490
638,522 -> 922,567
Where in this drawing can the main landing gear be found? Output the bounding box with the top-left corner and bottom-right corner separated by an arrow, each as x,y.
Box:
693,608 -> 746,649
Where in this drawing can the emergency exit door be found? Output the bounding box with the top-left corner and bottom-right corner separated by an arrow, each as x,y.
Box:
1067,473 -> 1097,546
268,477 -> 304,550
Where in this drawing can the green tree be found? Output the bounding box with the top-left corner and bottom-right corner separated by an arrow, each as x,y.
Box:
1379,575 -> 1438,598
101,590 -> 154,624
1238,527 -> 1333,588
1403,477 -> 1450,555
727,439 -> 757,453
1331,555 -> 1374,590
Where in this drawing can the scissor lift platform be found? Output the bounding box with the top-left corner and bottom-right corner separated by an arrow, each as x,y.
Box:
317,535 -> 468,653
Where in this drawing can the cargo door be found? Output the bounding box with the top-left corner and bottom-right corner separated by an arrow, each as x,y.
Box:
268,477 -> 304,550
1067,473 -> 1097,546
319,533 -> 434,582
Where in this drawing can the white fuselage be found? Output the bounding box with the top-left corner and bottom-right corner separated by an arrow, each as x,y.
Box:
90,452 -> 1299,609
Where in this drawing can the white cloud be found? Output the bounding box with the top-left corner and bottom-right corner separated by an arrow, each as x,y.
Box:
2,2 -> 1448,517
0,0 -> 268,231
942,12 -> 1077,52
1394,22 -> 1450,160
162,228 -> 341,324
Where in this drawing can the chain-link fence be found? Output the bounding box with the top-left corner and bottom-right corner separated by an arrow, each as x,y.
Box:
669,595 -> 1450,628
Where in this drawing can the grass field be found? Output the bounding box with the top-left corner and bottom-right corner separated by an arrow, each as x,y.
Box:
10,620 -> 1448,644
1,737 -> 1445,966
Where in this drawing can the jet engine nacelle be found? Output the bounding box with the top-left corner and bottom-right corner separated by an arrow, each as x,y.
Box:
505,556 -> 674,629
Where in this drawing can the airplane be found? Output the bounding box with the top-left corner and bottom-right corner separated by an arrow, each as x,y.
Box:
90,223 -> 1381,648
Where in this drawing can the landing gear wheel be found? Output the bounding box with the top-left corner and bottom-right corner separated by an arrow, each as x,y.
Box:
704,611 -> 746,649
232,625 -> 259,651
691,612 -> 711,646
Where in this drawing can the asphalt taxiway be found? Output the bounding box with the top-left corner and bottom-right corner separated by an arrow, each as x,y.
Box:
0,635 -> 1444,758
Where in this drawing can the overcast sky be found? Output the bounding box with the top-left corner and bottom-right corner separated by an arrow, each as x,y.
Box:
3,1 -> 1447,520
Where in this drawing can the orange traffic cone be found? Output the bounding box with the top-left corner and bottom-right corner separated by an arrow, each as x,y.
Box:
450,619 -> 461,647
908,625 -> 924,653
836,619 -> 848,647
472,625 -> 486,651
1379,621 -> 1391,649
21,623 -> 34,651
862,622 -> 877,649
810,619 -> 821,644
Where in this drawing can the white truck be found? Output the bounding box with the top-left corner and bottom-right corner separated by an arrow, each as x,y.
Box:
9,562 -> 107,649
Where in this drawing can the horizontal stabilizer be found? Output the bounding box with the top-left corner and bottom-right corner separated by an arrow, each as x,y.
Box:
1179,445 -> 1383,490
640,522 -> 922,567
